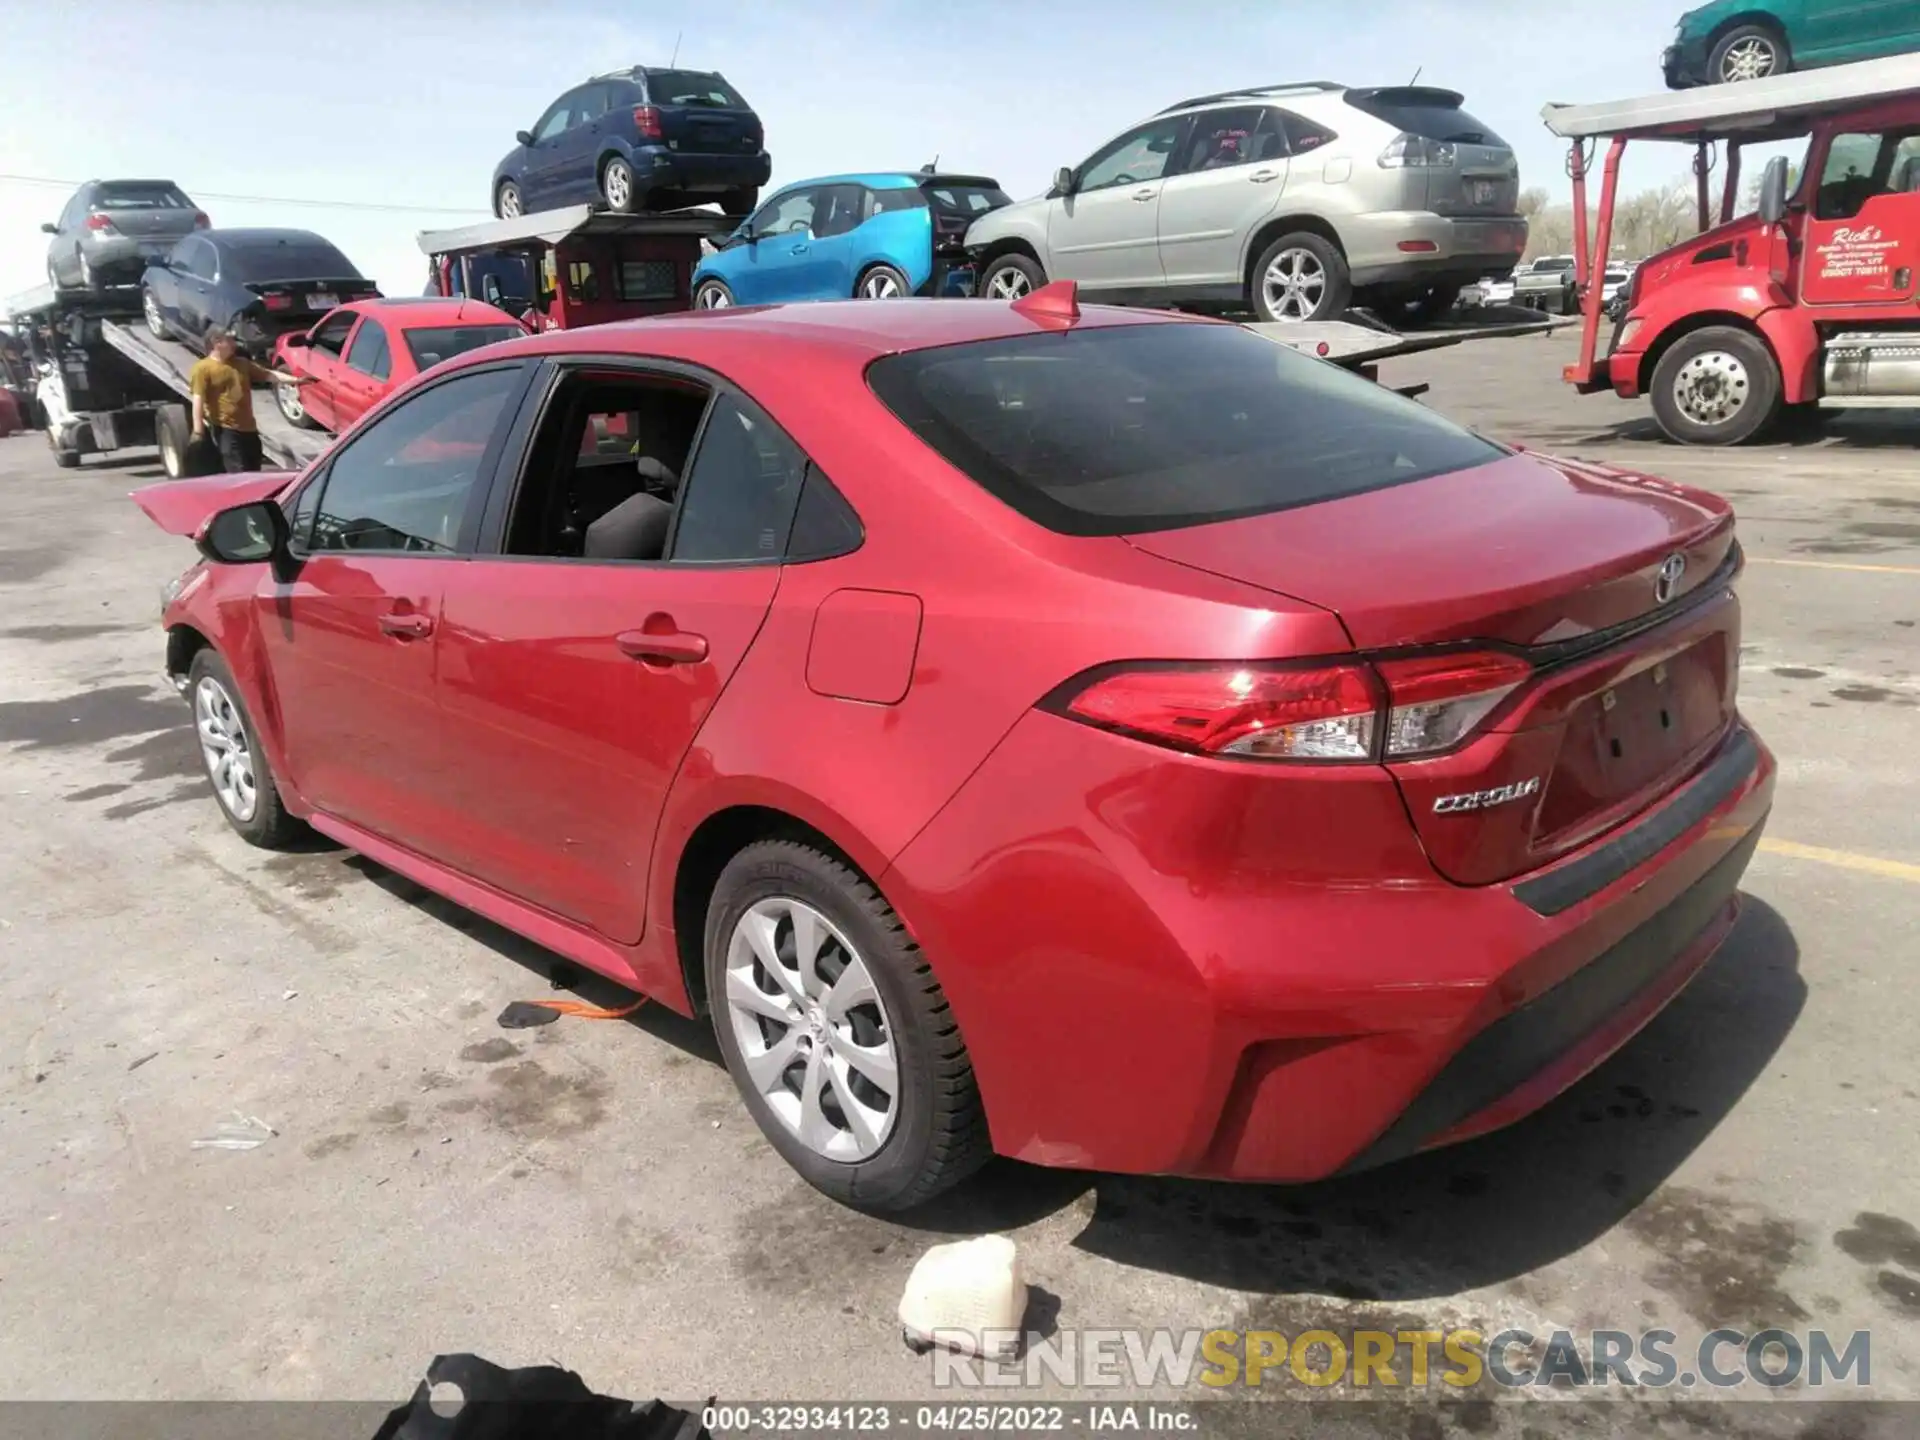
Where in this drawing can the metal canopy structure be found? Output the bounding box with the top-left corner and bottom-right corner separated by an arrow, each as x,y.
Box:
416,204 -> 736,257
1541,53 -> 1920,143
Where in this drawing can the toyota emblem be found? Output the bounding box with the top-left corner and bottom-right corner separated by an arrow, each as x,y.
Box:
1655,553 -> 1687,605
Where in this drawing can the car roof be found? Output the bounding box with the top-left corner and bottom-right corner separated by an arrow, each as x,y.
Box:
202,228 -> 340,248
346,297 -> 519,325
471,296 -> 1192,375
769,171 -> 1004,196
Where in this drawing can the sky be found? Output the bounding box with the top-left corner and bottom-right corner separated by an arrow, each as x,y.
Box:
0,0 -> 1782,302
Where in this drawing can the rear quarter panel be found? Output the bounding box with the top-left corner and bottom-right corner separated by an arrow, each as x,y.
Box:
858,210 -> 935,292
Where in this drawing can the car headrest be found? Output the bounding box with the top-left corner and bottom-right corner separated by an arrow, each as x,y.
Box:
635,455 -> 678,491
582,490 -> 673,562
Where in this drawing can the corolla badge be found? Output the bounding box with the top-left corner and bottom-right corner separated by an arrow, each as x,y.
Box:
1433,776 -> 1542,814
1655,552 -> 1687,605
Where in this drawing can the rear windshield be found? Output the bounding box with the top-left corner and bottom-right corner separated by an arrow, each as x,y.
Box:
95,183 -> 191,210
228,243 -> 361,282
1532,256 -> 1576,272
1347,91 -> 1508,147
867,323 -> 1505,537
403,324 -> 523,370
646,70 -> 747,107
923,184 -> 1012,217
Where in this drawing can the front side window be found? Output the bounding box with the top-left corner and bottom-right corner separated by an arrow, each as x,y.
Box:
533,97 -> 575,142
186,239 -> 218,281
748,188 -> 817,237
1078,118 -> 1188,192
1815,130 -> 1920,220
309,310 -> 358,357
565,260 -> 600,302
344,318 -> 389,377
1175,107 -> 1280,173
867,322 -> 1504,537
305,366 -> 522,555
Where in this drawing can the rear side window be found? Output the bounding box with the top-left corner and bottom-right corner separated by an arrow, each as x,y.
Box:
871,187 -> 928,215
866,323 -> 1504,537
1344,89 -> 1507,147
646,70 -> 747,107
95,183 -> 192,210
671,394 -> 807,561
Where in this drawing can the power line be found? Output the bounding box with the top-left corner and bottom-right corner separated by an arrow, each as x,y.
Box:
0,173 -> 485,217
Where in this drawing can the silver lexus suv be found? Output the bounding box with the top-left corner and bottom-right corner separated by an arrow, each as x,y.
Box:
965,82 -> 1527,325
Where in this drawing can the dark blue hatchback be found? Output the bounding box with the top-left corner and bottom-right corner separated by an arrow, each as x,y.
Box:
491,67 -> 771,220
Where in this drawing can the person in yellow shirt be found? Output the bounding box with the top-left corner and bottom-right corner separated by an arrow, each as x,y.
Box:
188,328 -> 313,473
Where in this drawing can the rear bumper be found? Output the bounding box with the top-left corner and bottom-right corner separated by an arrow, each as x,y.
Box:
80,235 -> 176,277
888,712 -> 1774,1182
1344,212 -> 1529,287
637,145 -> 772,194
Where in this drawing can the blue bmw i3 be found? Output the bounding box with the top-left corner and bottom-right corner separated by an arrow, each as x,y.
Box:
691,170 -> 1010,307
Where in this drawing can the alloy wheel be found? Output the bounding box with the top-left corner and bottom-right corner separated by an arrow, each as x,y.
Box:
604,163 -> 632,210
859,271 -> 904,300
276,381 -> 305,423
195,675 -> 258,823
499,186 -> 522,219
144,290 -> 167,339
723,896 -> 899,1162
1720,36 -> 1778,82
1672,349 -> 1751,427
695,283 -> 731,309
1261,248 -> 1327,321
982,265 -> 1032,300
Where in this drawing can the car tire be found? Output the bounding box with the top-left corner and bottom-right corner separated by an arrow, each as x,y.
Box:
722,187 -> 758,217
693,278 -> 734,309
1650,325 -> 1782,446
495,180 -> 523,220
275,378 -> 319,429
1709,23 -> 1790,84
156,405 -> 192,479
186,648 -> 305,849
855,263 -> 911,300
601,156 -> 640,214
142,287 -> 171,341
1251,232 -> 1351,323
77,252 -> 98,293
978,252 -> 1046,301
704,839 -> 991,1212
46,257 -> 63,291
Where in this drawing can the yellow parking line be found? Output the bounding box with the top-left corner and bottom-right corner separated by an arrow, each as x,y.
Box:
1759,838 -> 1920,884
1747,557 -> 1920,577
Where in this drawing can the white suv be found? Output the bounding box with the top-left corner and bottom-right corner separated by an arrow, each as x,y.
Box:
965,82 -> 1528,325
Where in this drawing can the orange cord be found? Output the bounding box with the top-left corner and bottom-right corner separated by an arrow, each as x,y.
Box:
518,997 -> 647,1020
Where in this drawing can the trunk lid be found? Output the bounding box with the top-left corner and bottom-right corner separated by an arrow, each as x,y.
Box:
1344,86 -> 1520,217
133,472 -> 292,538
1126,452 -> 1741,884
245,278 -> 377,320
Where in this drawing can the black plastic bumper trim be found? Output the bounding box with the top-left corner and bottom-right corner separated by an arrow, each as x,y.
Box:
1512,726 -> 1759,919
1343,819 -> 1763,1174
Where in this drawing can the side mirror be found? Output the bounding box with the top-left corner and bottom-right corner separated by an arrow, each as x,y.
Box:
1758,154 -> 1790,226
40,222 -> 58,235
516,129 -> 535,147
198,500 -> 290,568
1053,166 -> 1076,197
281,330 -> 310,348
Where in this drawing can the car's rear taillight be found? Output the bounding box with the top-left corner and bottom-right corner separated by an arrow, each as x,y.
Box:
84,213 -> 116,231
1378,134 -> 1457,169
262,293 -> 292,311
1374,650 -> 1531,758
1051,663 -> 1384,762
633,104 -> 663,138
193,211 -> 211,229
1047,650 -> 1532,764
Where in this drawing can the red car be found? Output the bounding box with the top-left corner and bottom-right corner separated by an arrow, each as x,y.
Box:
135,285 -> 1774,1211
270,296 -> 524,435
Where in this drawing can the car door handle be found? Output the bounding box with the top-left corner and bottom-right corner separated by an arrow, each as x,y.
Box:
616,627 -> 709,664
1249,169 -> 1281,183
789,244 -> 810,254
1132,187 -> 1157,202
378,611 -> 434,639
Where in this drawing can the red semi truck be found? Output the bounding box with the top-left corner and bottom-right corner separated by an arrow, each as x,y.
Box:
1544,53 -> 1920,445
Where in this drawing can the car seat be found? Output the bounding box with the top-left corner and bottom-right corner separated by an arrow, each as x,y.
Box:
582,490 -> 673,561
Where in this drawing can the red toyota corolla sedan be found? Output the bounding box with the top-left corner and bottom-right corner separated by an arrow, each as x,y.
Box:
270,296 -> 524,435
135,285 -> 1774,1211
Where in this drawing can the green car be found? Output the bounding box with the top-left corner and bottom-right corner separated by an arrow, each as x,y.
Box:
1664,0 -> 1920,87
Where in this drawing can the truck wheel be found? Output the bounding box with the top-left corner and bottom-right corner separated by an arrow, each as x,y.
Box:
48,432 -> 80,469
1650,326 -> 1782,446
1710,23 -> 1789,84
978,252 -> 1046,301
1252,233 -> 1351,323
